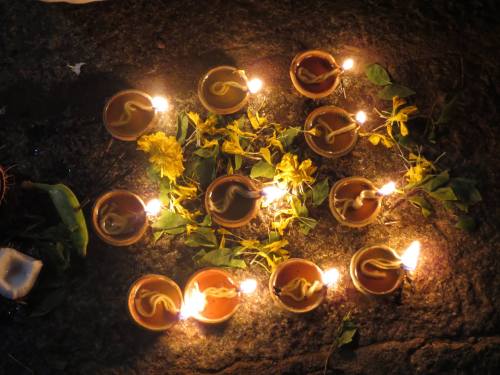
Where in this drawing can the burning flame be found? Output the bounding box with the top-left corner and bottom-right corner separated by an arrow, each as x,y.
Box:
355,111 -> 367,124
401,241 -> 420,271
342,58 -> 354,71
180,282 -> 206,320
247,78 -> 263,94
239,279 -> 257,294
262,184 -> 287,206
151,96 -> 169,112
322,268 -> 340,287
378,181 -> 396,196
145,198 -> 162,216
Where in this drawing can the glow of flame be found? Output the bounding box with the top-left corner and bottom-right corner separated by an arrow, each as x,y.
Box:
180,283 -> 206,320
322,268 -> 340,287
262,185 -> 287,206
378,181 -> 396,196
355,111 -> 367,124
401,241 -> 420,271
145,198 -> 162,216
247,78 -> 263,94
151,96 -> 169,112
240,278 -> 257,294
342,58 -> 354,71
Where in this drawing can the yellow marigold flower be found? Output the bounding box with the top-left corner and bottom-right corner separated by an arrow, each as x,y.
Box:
386,96 -> 418,138
274,153 -> 316,192
137,132 -> 184,182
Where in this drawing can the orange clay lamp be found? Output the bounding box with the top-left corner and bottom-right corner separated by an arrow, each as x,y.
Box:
350,241 -> 421,295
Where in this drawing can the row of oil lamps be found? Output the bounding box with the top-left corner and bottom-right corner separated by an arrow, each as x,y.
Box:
127,240 -> 420,331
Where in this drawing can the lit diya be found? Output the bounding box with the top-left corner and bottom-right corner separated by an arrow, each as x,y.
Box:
198,66 -> 262,115
205,175 -> 261,228
92,190 -> 148,246
305,106 -> 367,158
329,177 -> 396,227
103,90 -> 168,141
269,258 -> 340,313
128,274 -> 183,331
290,50 -> 348,99
181,268 -> 256,324
350,241 -> 421,295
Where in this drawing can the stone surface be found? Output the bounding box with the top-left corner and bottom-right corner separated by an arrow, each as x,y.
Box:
0,0 -> 499,374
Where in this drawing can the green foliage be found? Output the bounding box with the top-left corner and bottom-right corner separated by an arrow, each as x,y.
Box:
185,156 -> 216,189
311,178 -> 329,207
193,247 -> 246,269
185,227 -> 218,248
408,195 -> 433,218
152,211 -> 189,234
323,312 -> 357,374
278,127 -> 301,149
250,160 -> 275,179
455,215 -> 476,232
378,84 -> 415,100
176,111 -> 189,145
365,64 -> 391,86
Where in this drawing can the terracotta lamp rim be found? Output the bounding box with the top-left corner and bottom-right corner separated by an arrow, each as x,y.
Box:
304,105 -> 358,158
92,189 -> 148,247
184,267 -> 240,324
329,176 -> 382,228
198,65 -> 250,115
269,258 -> 326,314
349,244 -> 404,296
204,174 -> 261,228
289,49 -> 341,99
103,89 -> 158,142
127,274 -> 183,331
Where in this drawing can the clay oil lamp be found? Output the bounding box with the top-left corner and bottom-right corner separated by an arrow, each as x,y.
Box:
128,274 -> 183,331
92,190 -> 148,246
198,66 -> 263,115
290,50 -> 354,99
205,175 -> 262,228
181,268 -> 257,324
329,178 -> 396,227
269,258 -> 340,313
305,106 -> 367,158
350,241 -> 421,296
0,248 -> 43,300
103,89 -> 168,141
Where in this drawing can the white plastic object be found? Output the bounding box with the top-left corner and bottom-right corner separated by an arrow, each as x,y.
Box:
0,248 -> 43,300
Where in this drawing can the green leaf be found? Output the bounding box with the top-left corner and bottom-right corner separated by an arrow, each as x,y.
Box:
152,211 -> 189,234
194,144 -> 219,158
297,217 -> 317,235
455,215 -> 476,232
435,94 -> 460,126
30,287 -> 67,318
234,154 -> 243,170
186,156 -> 216,189
193,248 -> 246,269
428,186 -> 458,201
337,320 -> 357,348
250,160 -> 275,179
311,178 -> 329,207
408,195 -> 433,218
449,178 -> 482,205
152,230 -> 165,243
24,182 -> 88,257
185,227 -> 218,248
378,84 -> 415,100
176,112 -> 189,145
365,63 -> 391,86
278,127 -> 300,149
39,239 -> 71,273
419,171 -> 450,192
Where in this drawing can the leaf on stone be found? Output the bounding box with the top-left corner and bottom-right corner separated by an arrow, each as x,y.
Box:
194,248 -> 246,269
176,112 -> 189,145
250,160 -> 275,179
419,171 -> 450,192
449,178 -> 482,205
378,84 -> 415,100
152,211 -> 189,234
455,215 -> 476,232
185,227 -> 218,248
297,217 -> 317,235
278,127 -> 300,149
428,186 -> 458,201
311,178 -> 329,207
408,195 -> 433,218
365,64 -> 391,86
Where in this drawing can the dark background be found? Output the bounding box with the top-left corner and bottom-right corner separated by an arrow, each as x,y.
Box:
0,0 -> 499,374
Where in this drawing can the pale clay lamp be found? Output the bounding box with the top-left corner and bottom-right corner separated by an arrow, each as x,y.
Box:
0,248 -> 43,300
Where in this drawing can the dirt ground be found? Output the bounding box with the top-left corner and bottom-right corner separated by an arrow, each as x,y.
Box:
0,0 -> 499,374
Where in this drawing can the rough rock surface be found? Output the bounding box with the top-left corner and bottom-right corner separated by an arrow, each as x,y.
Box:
0,0 -> 499,374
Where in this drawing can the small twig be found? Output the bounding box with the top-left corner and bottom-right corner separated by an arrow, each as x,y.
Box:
8,353 -> 34,374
